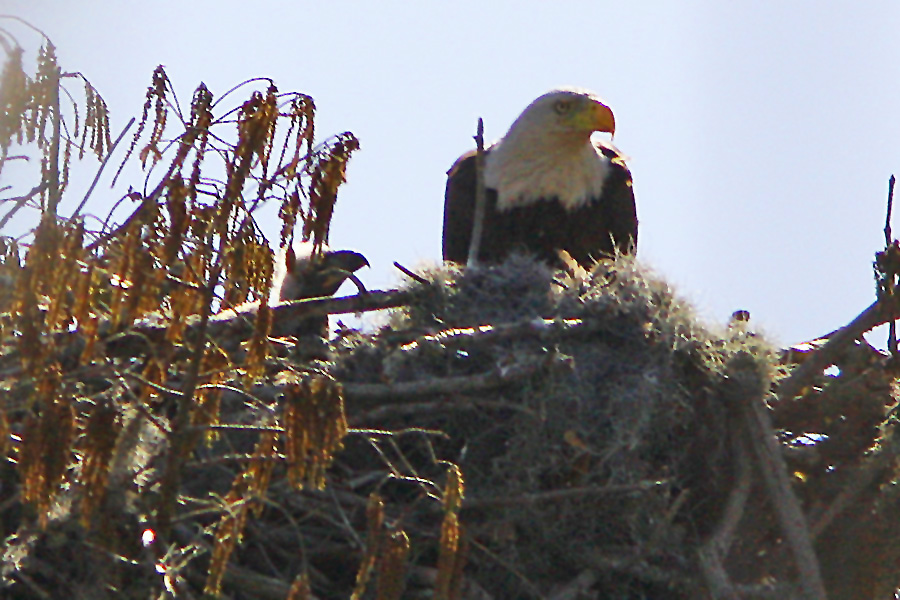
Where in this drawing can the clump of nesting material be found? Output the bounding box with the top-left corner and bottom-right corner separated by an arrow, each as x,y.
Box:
334,253 -> 775,598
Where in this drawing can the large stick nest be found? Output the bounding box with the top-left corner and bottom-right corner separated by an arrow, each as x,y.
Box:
2,252 -> 900,599
335,254 -> 768,598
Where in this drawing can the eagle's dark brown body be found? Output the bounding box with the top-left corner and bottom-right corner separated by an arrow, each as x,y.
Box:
442,143 -> 637,267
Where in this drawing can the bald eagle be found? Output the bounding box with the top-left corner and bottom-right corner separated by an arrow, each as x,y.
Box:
442,88 -> 637,268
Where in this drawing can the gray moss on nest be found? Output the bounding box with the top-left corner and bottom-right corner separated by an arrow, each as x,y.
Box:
334,253 -> 776,598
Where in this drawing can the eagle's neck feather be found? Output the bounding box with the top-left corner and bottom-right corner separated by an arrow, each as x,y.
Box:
485,131 -> 610,212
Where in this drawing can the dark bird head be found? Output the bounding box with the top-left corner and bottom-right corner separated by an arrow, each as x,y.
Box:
274,247 -> 370,302
269,245 -> 370,339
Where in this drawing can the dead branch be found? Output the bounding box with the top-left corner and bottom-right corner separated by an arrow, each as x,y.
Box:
393,261 -> 429,284
696,544 -> 739,600
547,570 -> 598,600
400,315 -> 608,354
724,351 -> 826,599
885,175 -> 894,249
777,290 -> 900,403
70,117 -> 135,218
342,352 -> 569,402
884,175 -> 897,353
810,431 -> 900,539
739,389 -> 827,598
0,182 -> 49,229
350,397 -> 537,426
709,432 -> 753,556
0,288 -> 412,380
588,551 -> 688,589
694,431 -> 753,599
462,480 -> 666,511
220,288 -> 412,333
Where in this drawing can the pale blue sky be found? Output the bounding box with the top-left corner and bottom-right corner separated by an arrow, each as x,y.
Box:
3,1 -> 900,346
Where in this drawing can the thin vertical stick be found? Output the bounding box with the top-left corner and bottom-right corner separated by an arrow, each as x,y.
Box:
467,118 -> 486,267
885,175 -> 896,353
885,175 -> 895,247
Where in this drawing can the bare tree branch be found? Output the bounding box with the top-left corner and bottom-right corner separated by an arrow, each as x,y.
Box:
777,291 -> 900,403
0,182 -> 49,230
70,117 -> 135,218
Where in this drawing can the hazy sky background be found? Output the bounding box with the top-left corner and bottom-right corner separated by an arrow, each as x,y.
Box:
2,1 -> 899,347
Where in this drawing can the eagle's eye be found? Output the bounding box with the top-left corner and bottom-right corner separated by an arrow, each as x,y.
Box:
553,100 -> 572,115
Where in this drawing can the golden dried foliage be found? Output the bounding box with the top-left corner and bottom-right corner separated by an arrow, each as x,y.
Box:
204,430 -> 279,595
222,222 -> 273,308
117,64 -> 168,175
351,493 -> 386,600
435,465 -> 467,600
204,477 -> 253,597
302,132 -> 360,252
30,42 -> 59,149
352,493 -> 413,600
0,45 -> 28,152
442,463 -> 465,514
192,347 -> 231,443
107,213 -> 161,329
286,573 -> 312,600
79,76 -> 111,160
0,30 -> 110,216
78,399 -> 121,529
243,299 -> 272,384
19,372 -> 73,528
375,530 -> 411,600
281,372 -> 348,490
0,408 -> 9,458
1,31 -> 365,594
247,430 -> 278,518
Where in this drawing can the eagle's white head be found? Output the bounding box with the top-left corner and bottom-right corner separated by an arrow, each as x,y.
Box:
485,88 -> 617,211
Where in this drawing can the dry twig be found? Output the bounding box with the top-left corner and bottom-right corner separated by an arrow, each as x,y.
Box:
70,117 -> 135,218
740,387 -> 827,599
463,480 -> 666,511
344,352 -> 568,402
0,182 -> 49,229
777,291 -> 900,403
400,315 -> 605,354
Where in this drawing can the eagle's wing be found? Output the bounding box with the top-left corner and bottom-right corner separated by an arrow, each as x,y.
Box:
442,149 -> 479,264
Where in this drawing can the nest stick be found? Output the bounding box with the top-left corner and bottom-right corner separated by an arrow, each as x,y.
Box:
810,432 -> 900,539
886,175 -> 897,353
464,481 -> 665,511
344,353 -> 564,402
0,182 -> 49,230
885,174 -> 895,247
697,545 -> 739,600
400,316 -> 596,353
393,261 -> 428,284
742,398 -> 827,600
777,290 -> 900,403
